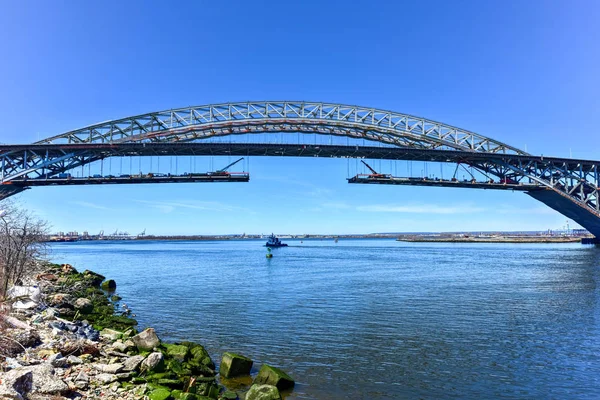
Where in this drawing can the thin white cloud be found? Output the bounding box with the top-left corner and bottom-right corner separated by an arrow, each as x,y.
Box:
495,206 -> 558,215
153,204 -> 176,213
356,204 -> 487,214
253,176 -> 333,198
321,202 -> 351,209
134,199 -> 249,214
70,201 -> 112,211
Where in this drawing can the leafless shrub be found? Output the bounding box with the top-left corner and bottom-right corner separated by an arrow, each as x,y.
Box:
0,200 -> 49,299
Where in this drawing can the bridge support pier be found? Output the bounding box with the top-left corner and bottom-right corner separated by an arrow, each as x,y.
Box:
581,237 -> 600,245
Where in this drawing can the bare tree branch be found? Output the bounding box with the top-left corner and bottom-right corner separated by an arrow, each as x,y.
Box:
0,200 -> 49,299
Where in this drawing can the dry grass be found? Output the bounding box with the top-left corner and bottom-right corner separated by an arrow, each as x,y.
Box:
58,340 -> 100,357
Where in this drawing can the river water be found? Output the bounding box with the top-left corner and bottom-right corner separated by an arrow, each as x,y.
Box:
49,239 -> 600,399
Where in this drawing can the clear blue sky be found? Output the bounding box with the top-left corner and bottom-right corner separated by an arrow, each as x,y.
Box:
1,0 -> 598,235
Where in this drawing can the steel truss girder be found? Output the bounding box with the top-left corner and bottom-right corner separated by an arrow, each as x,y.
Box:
35,101 -> 527,155
466,158 -> 599,214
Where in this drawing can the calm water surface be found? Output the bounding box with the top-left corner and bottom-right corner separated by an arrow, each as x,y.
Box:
49,240 -> 600,399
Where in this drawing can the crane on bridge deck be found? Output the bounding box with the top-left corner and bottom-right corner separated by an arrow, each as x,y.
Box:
211,157 -> 245,176
360,160 -> 391,179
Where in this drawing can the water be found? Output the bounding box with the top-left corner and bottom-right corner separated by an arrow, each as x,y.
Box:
48,239 -> 600,399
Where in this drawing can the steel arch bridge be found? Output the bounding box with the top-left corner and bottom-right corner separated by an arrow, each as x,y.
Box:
1,101 -> 599,238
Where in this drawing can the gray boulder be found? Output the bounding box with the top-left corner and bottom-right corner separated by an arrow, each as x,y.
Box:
132,328 -> 160,351
246,384 -> 282,400
122,355 -> 145,372
0,369 -> 32,400
141,352 -> 165,372
73,297 -> 93,314
27,364 -> 69,395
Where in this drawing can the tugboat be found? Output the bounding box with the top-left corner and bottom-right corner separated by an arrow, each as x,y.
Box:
265,233 -> 288,247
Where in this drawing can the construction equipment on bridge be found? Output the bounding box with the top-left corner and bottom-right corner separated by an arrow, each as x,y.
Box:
348,174 -> 542,191
213,157 -> 244,176
0,164 -> 250,198
360,160 -> 391,179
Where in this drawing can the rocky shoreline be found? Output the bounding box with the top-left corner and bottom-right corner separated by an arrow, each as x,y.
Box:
0,263 -> 294,400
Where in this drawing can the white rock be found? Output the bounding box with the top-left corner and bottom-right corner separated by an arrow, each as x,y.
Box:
95,373 -> 118,384
67,355 -> 83,365
47,353 -> 67,368
122,355 -> 145,372
75,371 -> 89,383
93,363 -> 124,374
140,352 -> 164,372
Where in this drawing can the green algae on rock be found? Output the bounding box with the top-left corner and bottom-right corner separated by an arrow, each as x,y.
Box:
101,279 -> 117,290
148,387 -> 172,400
246,384 -> 282,400
253,365 -> 295,391
164,343 -> 189,362
220,352 -> 253,378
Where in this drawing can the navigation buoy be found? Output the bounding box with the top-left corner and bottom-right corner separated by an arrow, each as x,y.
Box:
266,247 -> 273,258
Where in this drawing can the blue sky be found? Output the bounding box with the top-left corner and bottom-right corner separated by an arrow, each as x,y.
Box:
1,0 -> 598,235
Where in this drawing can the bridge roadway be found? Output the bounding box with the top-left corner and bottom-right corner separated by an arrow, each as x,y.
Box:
8,173 -> 249,186
348,175 -> 543,191
0,142 -> 597,168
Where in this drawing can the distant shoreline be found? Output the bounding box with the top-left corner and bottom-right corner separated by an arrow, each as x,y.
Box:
45,234 -> 588,244
396,236 -> 582,243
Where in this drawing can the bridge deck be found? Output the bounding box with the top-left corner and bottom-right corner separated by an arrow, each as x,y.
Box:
0,174 -> 248,200
1,143 -> 598,168
347,175 -> 545,191
4,174 -> 249,187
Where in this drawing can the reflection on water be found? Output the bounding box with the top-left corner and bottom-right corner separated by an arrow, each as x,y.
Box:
50,240 -> 600,399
